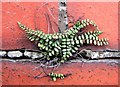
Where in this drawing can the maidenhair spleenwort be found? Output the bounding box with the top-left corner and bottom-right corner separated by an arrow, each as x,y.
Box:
17,19 -> 109,65
48,72 -> 72,81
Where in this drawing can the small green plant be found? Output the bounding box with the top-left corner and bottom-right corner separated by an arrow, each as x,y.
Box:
48,72 -> 71,81
17,19 -> 109,65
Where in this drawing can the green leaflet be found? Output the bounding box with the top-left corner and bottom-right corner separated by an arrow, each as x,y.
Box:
76,44 -> 81,47
76,27 -> 80,30
62,42 -> 67,45
45,46 -> 49,51
106,42 -> 109,45
53,34 -> 59,39
59,34 -> 62,39
35,32 -> 38,36
46,57 -> 50,60
43,35 -> 47,39
86,22 -> 89,26
66,51 -> 72,56
75,21 -> 80,27
87,31 -> 90,35
74,29 -> 78,33
86,39 -> 89,44
92,36 -> 95,40
63,55 -> 66,58
73,25 -> 77,29
60,76 -> 64,79
83,19 -> 87,23
52,50 -> 54,55
29,35 -> 36,41
71,41 -> 75,45
66,39 -> 71,42
49,52 -> 52,56
94,40 -> 97,45
30,38 -> 34,41
57,74 -> 61,78
86,19 -> 89,22
35,37 -> 39,41
100,41 -> 103,46
80,25 -> 84,28
39,39 -> 44,44
89,35 -> 93,39
52,77 -> 57,81
95,37 -> 99,41
81,20 -> 84,24
74,47 -> 78,51
49,35 -> 52,39
45,38 -> 49,42
89,20 -> 94,25
90,31 -> 93,34
81,34 -> 85,39
49,41 -> 53,45
90,40 -> 92,44
66,42 -> 71,45
62,49 -> 67,52
78,36 -> 81,40
38,43 -> 44,48
37,31 -> 43,37
62,38 -> 66,42
75,40 -> 79,44
103,41 -> 108,45
54,48 -> 59,53
79,40 -> 83,45
61,45 -> 67,48
97,41 -> 100,46
56,46 -> 61,50
84,33 -> 89,39
66,55 -> 70,58
83,23 -> 86,27
71,49 -> 76,53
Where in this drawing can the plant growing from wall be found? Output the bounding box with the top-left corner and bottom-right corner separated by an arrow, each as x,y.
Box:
17,19 -> 109,81
17,19 -> 109,65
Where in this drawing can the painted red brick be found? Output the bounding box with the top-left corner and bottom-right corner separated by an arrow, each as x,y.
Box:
1,2 -> 119,85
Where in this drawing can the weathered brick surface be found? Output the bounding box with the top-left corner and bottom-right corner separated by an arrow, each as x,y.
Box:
1,2 -> 119,85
